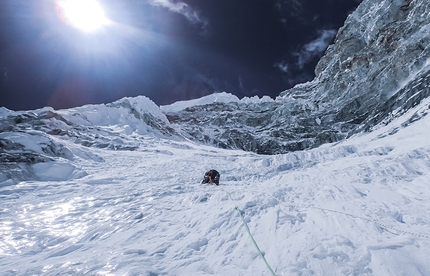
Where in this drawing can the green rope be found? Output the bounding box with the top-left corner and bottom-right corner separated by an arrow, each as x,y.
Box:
238,186 -> 430,239
308,205 -> 430,239
216,185 -> 277,276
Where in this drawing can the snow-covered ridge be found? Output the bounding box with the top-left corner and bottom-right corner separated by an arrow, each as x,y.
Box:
160,92 -> 274,113
63,96 -> 169,128
0,96 -> 179,184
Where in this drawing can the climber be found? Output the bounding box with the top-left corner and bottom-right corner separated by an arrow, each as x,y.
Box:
201,169 -> 220,185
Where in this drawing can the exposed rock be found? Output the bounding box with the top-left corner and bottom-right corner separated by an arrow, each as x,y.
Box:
1,0 -> 430,167
164,0 -> 430,154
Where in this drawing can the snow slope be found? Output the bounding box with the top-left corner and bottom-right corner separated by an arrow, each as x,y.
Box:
2,0 -> 430,273
1,96 -> 430,275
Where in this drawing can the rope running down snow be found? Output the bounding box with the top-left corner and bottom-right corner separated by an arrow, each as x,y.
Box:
215,185 -> 277,276
243,187 -> 430,240
306,205 -> 430,239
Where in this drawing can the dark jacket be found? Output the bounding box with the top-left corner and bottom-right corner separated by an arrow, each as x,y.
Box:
201,169 -> 220,185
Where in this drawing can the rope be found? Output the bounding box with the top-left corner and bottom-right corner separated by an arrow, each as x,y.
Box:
206,183 -> 429,275
215,185 -> 277,276
307,205 -> 430,239
241,186 -> 430,239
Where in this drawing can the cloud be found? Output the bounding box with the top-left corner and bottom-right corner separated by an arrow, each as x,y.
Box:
274,61 -> 289,73
147,0 -> 208,30
274,29 -> 337,88
295,29 -> 337,69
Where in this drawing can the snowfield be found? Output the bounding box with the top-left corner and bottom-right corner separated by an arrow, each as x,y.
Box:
3,0 -> 430,273
1,95 -> 430,276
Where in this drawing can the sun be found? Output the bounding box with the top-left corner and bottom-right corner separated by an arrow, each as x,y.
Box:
56,0 -> 109,32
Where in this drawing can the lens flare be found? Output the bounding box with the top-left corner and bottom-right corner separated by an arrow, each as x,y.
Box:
56,0 -> 109,32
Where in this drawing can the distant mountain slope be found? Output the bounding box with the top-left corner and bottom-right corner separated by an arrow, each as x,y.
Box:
0,96 -> 178,183
162,0 -> 430,154
1,0 -> 429,181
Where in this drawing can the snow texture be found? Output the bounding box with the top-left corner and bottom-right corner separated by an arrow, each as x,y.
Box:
1,91 -> 430,275
1,0 -> 430,275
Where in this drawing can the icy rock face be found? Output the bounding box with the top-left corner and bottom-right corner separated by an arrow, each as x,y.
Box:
164,97 -> 340,155
165,0 -> 430,154
306,0 -> 430,126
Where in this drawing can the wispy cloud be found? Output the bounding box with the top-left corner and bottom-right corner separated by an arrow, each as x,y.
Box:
274,29 -> 337,87
295,29 -> 337,69
147,0 -> 208,30
274,61 -> 289,73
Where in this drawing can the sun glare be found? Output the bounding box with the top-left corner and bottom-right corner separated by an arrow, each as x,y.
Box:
56,0 -> 109,32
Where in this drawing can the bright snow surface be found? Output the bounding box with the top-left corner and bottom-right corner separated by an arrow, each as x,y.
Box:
1,97 -> 430,275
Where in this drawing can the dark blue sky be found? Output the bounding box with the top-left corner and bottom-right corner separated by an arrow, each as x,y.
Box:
0,0 -> 362,110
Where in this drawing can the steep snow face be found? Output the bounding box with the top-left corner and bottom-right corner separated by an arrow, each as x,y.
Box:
164,0 -> 430,154
1,91 -> 430,275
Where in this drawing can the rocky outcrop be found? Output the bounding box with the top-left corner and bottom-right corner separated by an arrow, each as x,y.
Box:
1,0 -> 429,160
164,0 -> 430,154
304,0 -> 430,128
